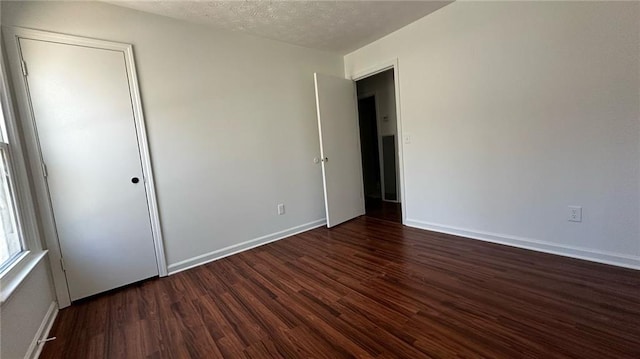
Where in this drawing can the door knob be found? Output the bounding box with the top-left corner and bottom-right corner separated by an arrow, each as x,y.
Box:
131,177 -> 140,184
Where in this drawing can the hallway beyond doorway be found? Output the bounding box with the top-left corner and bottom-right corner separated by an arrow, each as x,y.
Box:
364,197 -> 401,223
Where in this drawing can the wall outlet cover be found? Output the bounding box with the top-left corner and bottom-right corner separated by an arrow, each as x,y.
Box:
568,206 -> 582,222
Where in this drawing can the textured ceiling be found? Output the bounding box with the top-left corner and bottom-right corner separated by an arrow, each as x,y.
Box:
106,1 -> 452,54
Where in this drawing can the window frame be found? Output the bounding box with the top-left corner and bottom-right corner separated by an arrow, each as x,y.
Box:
0,140 -> 28,273
0,29 -> 48,305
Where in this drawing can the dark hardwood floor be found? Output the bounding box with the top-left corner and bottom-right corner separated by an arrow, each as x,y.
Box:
365,197 -> 401,223
41,217 -> 639,358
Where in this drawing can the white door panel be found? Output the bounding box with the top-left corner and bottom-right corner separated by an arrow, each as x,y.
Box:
314,73 -> 365,227
20,39 -> 158,300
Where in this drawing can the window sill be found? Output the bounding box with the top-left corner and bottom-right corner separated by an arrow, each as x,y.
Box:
0,249 -> 48,305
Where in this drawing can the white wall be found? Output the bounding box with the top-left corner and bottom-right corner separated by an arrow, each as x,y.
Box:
345,1 -> 640,268
2,1 -> 343,272
1,260 -> 56,359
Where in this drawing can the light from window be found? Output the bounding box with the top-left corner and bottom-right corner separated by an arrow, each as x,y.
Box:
0,101 -> 23,272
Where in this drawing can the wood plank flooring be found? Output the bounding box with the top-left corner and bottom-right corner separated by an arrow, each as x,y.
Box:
41,217 -> 640,358
365,197 -> 401,223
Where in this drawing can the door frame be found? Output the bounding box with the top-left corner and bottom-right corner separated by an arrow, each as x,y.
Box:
3,27 -> 168,307
351,59 -> 405,223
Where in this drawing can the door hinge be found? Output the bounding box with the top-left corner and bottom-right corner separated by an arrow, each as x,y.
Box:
60,257 -> 66,272
20,60 -> 28,76
41,162 -> 48,178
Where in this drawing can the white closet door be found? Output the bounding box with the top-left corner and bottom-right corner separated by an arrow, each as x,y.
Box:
314,73 -> 365,227
20,38 -> 158,300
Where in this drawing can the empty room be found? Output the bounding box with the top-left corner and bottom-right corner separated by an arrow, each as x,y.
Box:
0,1 -> 638,358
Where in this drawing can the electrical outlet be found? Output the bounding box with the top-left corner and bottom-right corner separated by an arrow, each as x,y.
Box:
277,203 -> 285,215
568,206 -> 582,222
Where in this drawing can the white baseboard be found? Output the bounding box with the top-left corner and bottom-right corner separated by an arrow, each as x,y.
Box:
26,301 -> 58,359
405,219 -> 640,270
168,219 -> 326,275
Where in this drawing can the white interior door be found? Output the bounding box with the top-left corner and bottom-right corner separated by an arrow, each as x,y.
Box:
314,73 -> 365,227
20,38 -> 159,300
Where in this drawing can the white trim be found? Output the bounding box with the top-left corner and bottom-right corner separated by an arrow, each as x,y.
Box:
168,219 -> 326,275
2,27 -> 168,307
24,301 -> 58,359
405,218 -> 640,270
5,27 -> 131,53
352,62 -> 394,82
349,58 -> 406,223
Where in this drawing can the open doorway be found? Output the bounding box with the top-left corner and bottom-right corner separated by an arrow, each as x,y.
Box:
356,69 -> 401,223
